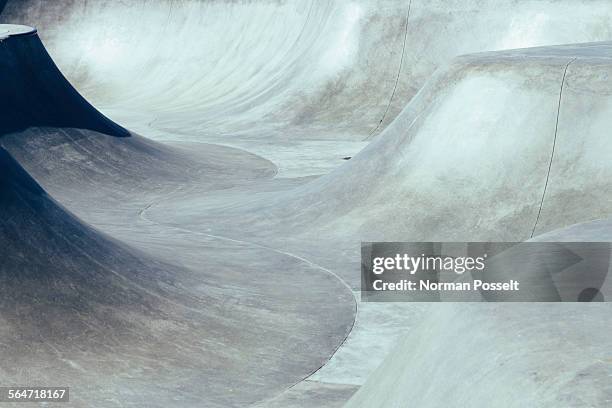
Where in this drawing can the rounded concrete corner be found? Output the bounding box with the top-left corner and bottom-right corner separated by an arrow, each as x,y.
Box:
0,24 -> 36,40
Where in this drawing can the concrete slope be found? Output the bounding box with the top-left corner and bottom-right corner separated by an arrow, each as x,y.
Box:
0,25 -> 127,137
344,303 -> 612,408
3,1 -> 612,145
2,2 -> 612,407
0,146 -> 351,408
326,43 -> 612,242
0,27 -> 355,408
0,138 -> 356,405
135,43 -> 612,406
152,43 -> 612,261
1,0 -> 408,141
0,26 -> 274,206
341,45 -> 612,408
380,0 -> 612,134
345,218 -> 612,408
271,48 -> 571,242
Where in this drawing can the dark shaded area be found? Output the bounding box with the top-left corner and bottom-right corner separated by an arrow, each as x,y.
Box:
0,145 -> 221,405
0,141 -> 43,196
0,145 -> 183,333
579,288 -> 604,302
0,1 -> 6,14
0,31 -> 128,138
0,143 -> 355,407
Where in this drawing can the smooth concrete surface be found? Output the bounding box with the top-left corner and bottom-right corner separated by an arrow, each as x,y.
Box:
1,1 -> 612,408
345,303 -> 612,408
346,222 -> 612,408
0,135 -> 356,408
0,28 -> 355,408
342,46 -> 612,407
142,42 -> 612,274
136,42 -> 612,406
5,1 -> 612,148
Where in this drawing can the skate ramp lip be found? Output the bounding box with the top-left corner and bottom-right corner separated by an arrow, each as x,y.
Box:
0,23 -> 35,39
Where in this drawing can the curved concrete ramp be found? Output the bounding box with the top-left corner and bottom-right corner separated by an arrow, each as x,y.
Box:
321,44 -> 612,242
0,142 -> 355,408
1,1 -> 612,407
380,0 -> 612,133
344,303 -> 612,408
149,43 -> 612,262
0,139 -> 355,408
0,28 -> 355,408
346,218 -> 612,408
3,1 -> 612,145
341,44 -> 612,408
128,43 -> 612,407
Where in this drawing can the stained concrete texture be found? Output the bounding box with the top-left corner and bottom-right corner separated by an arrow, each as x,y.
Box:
1,1 -> 612,408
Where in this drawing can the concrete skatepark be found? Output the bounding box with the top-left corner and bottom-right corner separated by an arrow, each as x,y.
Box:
1,1 -> 612,407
